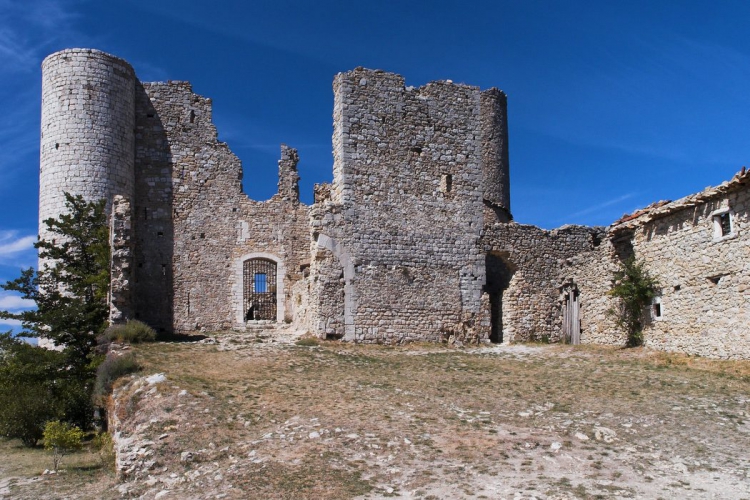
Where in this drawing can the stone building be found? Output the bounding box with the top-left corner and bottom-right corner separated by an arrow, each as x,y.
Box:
38,48 -> 750,357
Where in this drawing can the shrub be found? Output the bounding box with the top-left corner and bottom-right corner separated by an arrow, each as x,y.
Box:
92,431 -> 116,469
101,320 -> 157,344
93,353 -> 140,403
43,420 -> 84,471
608,257 -> 660,347
0,333 -> 91,446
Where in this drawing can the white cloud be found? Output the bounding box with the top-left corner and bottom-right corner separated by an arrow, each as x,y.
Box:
0,231 -> 35,257
0,318 -> 22,327
562,193 -> 635,220
0,294 -> 34,311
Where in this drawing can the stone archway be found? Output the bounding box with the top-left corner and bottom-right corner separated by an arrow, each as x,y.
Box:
485,251 -> 516,343
233,252 -> 285,324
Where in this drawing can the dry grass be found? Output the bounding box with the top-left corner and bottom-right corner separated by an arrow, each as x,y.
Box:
5,338 -> 750,498
0,437 -> 117,499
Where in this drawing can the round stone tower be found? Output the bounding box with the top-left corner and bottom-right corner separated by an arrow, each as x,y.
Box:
39,48 -> 136,243
480,88 -> 511,220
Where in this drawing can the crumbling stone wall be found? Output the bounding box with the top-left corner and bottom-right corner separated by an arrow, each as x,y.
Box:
311,68 -> 510,343
607,173 -> 750,358
133,82 -> 308,333
109,195 -> 134,324
482,223 -> 607,342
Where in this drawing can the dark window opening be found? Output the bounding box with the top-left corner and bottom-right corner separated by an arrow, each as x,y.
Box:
674,285 -> 681,291
719,213 -> 731,236
157,231 -> 163,237
55,143 -> 59,150
161,264 -> 166,276
410,146 -> 422,155
189,110 -> 195,123
653,302 -> 662,318
708,275 -> 724,285
592,232 -> 602,247
146,113 -> 154,118
200,233 -> 205,239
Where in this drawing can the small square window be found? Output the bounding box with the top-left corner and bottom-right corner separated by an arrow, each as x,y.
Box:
719,213 -> 731,236
712,208 -> 735,240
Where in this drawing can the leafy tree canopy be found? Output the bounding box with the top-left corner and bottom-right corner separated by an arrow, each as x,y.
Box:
0,193 -> 110,365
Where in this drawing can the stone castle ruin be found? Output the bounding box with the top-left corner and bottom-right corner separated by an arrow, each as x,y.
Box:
39,49 -> 750,358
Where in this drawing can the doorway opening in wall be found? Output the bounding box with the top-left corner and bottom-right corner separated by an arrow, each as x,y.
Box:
243,258 -> 277,320
485,252 -> 516,343
562,283 -> 581,345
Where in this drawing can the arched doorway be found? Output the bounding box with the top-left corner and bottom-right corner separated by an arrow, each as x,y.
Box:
485,252 -> 516,343
243,258 -> 278,321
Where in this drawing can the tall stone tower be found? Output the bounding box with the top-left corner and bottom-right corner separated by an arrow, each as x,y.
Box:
39,49 -> 136,245
480,88 -> 511,221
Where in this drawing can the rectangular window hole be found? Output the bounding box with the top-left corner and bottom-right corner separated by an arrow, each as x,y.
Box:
719,213 -> 731,236
707,275 -> 724,285
440,174 -> 453,194
673,284 -> 681,291
200,233 -> 205,239
653,303 -> 661,318
161,264 -> 167,276
157,231 -> 163,237
147,113 -> 154,118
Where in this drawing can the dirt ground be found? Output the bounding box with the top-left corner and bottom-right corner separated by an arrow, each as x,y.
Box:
3,331 -> 750,499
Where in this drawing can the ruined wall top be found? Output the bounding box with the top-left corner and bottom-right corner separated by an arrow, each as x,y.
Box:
610,167 -> 750,233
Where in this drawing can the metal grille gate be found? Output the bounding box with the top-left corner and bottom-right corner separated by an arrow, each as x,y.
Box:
243,258 -> 277,321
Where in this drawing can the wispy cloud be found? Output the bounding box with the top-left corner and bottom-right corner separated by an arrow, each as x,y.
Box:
0,0 -> 84,73
0,231 -> 36,259
0,318 -> 22,327
555,193 -> 636,225
0,293 -> 34,311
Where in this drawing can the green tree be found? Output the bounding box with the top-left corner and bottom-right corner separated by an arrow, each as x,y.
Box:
0,192 -> 110,366
0,333 -> 64,446
0,193 -> 109,438
608,257 -> 660,347
43,420 -> 84,471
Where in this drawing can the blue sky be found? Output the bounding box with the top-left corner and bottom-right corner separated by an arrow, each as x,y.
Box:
1,0 -> 749,329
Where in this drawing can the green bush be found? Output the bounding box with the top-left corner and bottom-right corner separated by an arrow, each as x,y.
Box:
0,333 -> 92,446
43,420 -> 84,471
101,320 -> 157,344
93,353 -> 140,403
92,431 -> 116,469
608,257 -> 660,347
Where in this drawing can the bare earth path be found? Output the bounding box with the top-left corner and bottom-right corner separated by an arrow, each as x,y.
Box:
5,332 -> 750,499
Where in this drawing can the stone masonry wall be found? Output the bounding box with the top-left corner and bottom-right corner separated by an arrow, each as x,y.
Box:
316,68 -> 491,343
40,49 -> 135,254
610,177 -> 750,358
133,82 -> 308,333
482,223 -> 606,342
